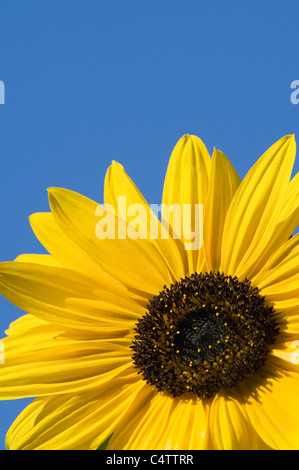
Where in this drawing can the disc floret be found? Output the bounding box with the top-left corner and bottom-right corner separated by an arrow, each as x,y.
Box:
132,272 -> 279,398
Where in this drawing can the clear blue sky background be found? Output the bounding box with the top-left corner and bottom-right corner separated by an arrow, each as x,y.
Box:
0,0 -> 299,450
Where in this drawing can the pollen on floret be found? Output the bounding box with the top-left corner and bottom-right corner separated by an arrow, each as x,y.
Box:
132,272 -> 279,399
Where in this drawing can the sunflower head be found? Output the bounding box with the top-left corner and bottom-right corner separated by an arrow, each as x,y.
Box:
0,133 -> 299,450
132,271 -> 279,398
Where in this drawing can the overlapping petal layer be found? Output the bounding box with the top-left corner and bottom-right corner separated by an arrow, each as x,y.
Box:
104,161 -> 186,281
0,314 -> 133,399
162,135 -> 211,274
6,370 -> 144,450
240,359 -> 299,450
0,134 -> 299,450
0,262 -> 142,332
221,135 -> 296,279
203,149 -> 241,272
107,392 -> 208,450
48,188 -> 174,296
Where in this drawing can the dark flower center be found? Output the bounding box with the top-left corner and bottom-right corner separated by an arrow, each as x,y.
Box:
132,272 -> 279,398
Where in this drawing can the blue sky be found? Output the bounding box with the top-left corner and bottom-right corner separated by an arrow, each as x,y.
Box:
0,0 -> 299,450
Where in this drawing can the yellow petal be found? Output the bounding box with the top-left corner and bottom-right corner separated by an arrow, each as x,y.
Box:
104,161 -> 185,280
0,261 -> 142,332
253,233 -> 299,292
273,306 -> 299,335
203,149 -> 241,272
263,171 -> 299,254
0,319 -> 133,398
253,235 -> 299,312
6,371 -> 144,450
108,393 -> 209,450
5,314 -> 46,337
262,295 -> 299,335
271,341 -> 299,366
221,135 -> 296,279
48,187 -> 173,295
162,135 -> 211,275
29,212 -> 128,291
15,254 -> 62,267
240,358 -> 299,450
209,390 -> 260,450
282,171 -> 299,223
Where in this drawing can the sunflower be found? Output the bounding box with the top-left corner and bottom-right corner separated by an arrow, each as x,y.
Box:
0,134 -> 299,450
